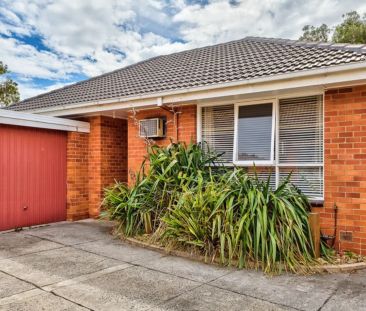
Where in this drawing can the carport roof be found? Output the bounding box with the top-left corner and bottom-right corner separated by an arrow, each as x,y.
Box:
0,109 -> 90,132
7,36 -> 366,112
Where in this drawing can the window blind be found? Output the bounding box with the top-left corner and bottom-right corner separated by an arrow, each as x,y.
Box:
201,105 -> 234,162
247,167 -> 276,189
279,167 -> 323,199
278,95 -> 323,198
279,96 -> 323,164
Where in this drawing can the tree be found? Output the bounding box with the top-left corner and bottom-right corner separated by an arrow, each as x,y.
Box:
0,61 -> 20,107
332,11 -> 366,44
299,24 -> 331,42
299,11 -> 366,44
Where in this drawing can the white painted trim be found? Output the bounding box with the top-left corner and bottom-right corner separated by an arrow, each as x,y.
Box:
196,89 -> 324,108
233,103 -> 238,163
270,101 -> 276,166
197,92 -> 325,199
277,163 -> 323,167
0,109 -> 90,133
233,100 -> 276,166
322,90 -> 325,200
196,104 -> 202,144
275,98 -> 280,187
26,61 -> 366,117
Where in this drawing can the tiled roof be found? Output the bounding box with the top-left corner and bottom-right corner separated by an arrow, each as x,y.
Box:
8,37 -> 366,112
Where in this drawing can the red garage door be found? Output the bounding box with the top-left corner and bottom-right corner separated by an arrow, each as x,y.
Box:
0,124 -> 67,231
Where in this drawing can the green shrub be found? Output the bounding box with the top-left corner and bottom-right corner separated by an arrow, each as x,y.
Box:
103,142 -> 315,273
162,169 -> 314,273
103,142 -> 222,235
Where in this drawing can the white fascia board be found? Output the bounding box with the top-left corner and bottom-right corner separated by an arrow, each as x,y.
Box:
0,109 -> 90,132
37,98 -> 159,117
164,65 -> 366,103
29,61 -> 366,117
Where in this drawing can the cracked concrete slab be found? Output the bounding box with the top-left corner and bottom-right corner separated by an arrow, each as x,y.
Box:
0,247 -> 121,286
0,271 -> 34,299
74,239 -> 163,263
22,219 -> 114,245
1,219 -> 366,311
210,269 -> 348,311
43,264 -> 131,292
342,269 -> 366,286
0,232 -> 63,259
151,284 -> 294,311
321,278 -> 366,311
0,290 -> 88,310
136,255 -> 232,283
53,266 -> 200,311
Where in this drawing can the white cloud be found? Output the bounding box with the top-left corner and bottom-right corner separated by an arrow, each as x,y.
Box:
17,81 -> 73,100
1,0 -> 365,99
0,37 -> 79,79
0,6 -> 32,36
173,0 -> 366,46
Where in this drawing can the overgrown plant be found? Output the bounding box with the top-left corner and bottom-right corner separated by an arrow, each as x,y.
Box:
103,142 -> 316,273
103,142 -> 222,235
162,169 -> 314,273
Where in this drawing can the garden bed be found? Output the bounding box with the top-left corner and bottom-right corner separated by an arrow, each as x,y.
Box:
121,233 -> 366,274
103,142 -> 364,274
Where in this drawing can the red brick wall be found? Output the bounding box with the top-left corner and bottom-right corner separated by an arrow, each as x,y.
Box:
65,91 -> 366,255
128,105 -> 196,183
67,116 -> 127,219
88,117 -> 102,218
314,84 -> 366,255
125,96 -> 366,255
100,117 -> 128,185
66,131 -> 89,221
89,116 -> 128,217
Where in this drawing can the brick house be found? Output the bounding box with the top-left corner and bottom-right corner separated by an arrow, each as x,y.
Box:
8,37 -> 366,254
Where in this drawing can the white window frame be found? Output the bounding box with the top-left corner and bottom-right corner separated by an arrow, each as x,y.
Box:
233,100 -> 276,166
197,91 -> 324,201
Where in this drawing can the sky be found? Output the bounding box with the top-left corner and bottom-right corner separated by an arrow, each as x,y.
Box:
1,0 -> 366,100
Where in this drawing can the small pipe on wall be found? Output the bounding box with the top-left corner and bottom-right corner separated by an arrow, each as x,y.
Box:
159,104 -> 179,142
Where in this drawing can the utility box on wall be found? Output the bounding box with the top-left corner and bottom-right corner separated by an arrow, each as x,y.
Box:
139,118 -> 166,138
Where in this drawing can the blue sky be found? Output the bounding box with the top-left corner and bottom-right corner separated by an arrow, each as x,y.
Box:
1,0 -> 365,100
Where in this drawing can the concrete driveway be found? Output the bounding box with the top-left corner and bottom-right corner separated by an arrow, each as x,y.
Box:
0,220 -> 365,311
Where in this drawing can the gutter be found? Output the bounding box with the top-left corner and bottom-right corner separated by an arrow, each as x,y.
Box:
0,109 -> 90,133
25,61 -> 366,116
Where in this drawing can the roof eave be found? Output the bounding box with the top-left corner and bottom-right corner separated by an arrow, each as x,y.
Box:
26,61 -> 366,117
0,109 -> 90,132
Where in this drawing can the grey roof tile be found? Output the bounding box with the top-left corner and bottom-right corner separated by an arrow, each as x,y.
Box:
8,36 -> 366,112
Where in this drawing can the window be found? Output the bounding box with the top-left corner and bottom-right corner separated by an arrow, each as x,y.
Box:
278,96 -> 323,164
201,105 -> 234,162
236,102 -> 274,164
278,96 -> 323,199
199,95 -> 323,200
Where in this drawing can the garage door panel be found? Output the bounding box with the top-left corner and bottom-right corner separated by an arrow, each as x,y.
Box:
0,125 -> 67,231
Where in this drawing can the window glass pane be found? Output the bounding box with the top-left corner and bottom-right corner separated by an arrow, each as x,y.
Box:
279,96 -> 323,163
237,103 -> 273,161
201,105 -> 234,162
279,167 -> 323,199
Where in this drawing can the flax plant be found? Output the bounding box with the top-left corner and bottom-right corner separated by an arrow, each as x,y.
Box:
103,142 -> 315,273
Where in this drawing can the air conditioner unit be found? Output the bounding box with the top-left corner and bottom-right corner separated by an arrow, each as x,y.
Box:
139,118 -> 165,138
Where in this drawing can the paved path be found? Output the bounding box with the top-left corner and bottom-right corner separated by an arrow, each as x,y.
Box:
0,219 -> 365,310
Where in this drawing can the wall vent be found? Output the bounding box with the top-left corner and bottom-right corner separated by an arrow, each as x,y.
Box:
340,231 -> 353,241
